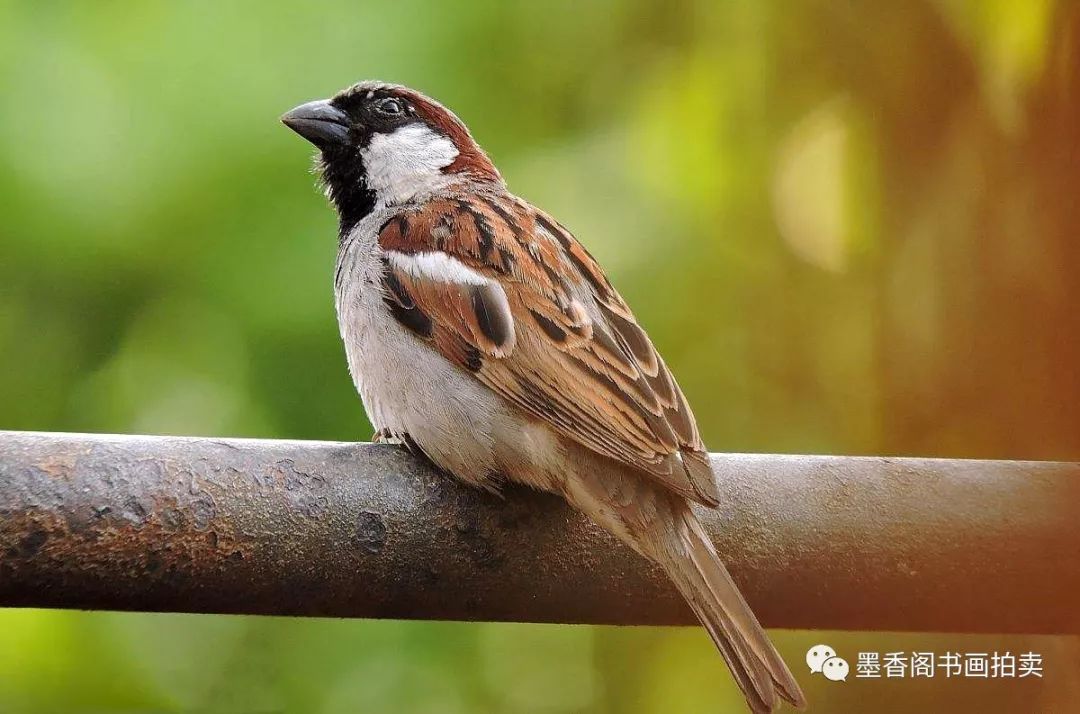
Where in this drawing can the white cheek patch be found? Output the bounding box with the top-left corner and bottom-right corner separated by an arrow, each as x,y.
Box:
361,124 -> 460,205
386,250 -> 490,286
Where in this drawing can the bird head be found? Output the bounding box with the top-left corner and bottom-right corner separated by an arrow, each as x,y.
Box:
282,81 -> 501,234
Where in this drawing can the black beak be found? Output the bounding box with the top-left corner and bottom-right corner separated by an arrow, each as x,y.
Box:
281,99 -> 351,147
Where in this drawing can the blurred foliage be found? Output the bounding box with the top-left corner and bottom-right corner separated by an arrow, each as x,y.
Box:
1,0 -> 1078,712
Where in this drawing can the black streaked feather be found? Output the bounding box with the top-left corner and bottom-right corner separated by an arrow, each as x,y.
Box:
529,309 -> 568,343
599,301 -> 657,374
457,199 -> 496,263
481,196 -> 522,236
536,213 -> 613,299
470,283 -> 514,350
380,258 -> 433,338
568,355 -> 677,447
461,342 -> 483,372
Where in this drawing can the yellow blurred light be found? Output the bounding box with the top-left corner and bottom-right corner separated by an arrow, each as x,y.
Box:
772,99 -> 851,273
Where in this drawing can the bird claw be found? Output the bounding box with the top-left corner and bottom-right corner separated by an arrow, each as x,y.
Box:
372,428 -> 401,445
373,430 -> 432,467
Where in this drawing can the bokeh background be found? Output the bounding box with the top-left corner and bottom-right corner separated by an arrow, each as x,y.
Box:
2,0 -> 1078,712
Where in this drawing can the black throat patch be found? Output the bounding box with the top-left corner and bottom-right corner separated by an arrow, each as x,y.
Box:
318,149 -> 377,240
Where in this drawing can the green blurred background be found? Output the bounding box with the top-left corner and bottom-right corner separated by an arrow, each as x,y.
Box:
1,0 -> 1078,712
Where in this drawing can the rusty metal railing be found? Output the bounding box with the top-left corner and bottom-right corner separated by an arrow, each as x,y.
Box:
1,430 -> 1077,634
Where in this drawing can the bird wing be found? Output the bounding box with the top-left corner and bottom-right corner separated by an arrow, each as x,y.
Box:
376,190 -> 719,506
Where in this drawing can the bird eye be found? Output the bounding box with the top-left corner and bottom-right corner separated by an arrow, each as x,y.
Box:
377,98 -> 404,116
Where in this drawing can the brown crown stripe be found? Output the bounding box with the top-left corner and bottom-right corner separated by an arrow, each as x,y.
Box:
400,88 -> 502,183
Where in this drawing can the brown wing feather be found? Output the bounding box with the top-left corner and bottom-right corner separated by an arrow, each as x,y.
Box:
378,192 -> 719,506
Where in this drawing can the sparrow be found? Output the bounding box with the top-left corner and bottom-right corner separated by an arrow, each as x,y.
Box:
281,81 -> 805,713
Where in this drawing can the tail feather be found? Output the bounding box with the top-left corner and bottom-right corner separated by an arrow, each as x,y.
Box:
672,514 -> 806,712
558,455 -> 805,713
675,565 -> 778,713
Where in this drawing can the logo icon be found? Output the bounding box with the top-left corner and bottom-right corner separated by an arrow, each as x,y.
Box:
807,644 -> 849,682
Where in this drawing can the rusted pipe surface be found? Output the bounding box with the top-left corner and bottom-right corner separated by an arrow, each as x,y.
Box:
1,431 -> 1077,633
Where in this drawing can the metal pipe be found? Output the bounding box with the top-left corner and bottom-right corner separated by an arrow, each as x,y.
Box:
1,430 -> 1077,633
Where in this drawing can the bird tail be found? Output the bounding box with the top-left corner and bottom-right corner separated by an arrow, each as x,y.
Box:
559,455 -> 805,713
663,509 -> 806,713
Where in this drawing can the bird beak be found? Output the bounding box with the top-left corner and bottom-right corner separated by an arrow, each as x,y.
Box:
281,99 -> 351,147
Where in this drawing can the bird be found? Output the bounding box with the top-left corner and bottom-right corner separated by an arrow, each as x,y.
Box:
281,81 -> 806,713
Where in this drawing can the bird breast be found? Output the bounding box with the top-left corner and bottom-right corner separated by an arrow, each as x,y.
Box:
333,212 -> 564,490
